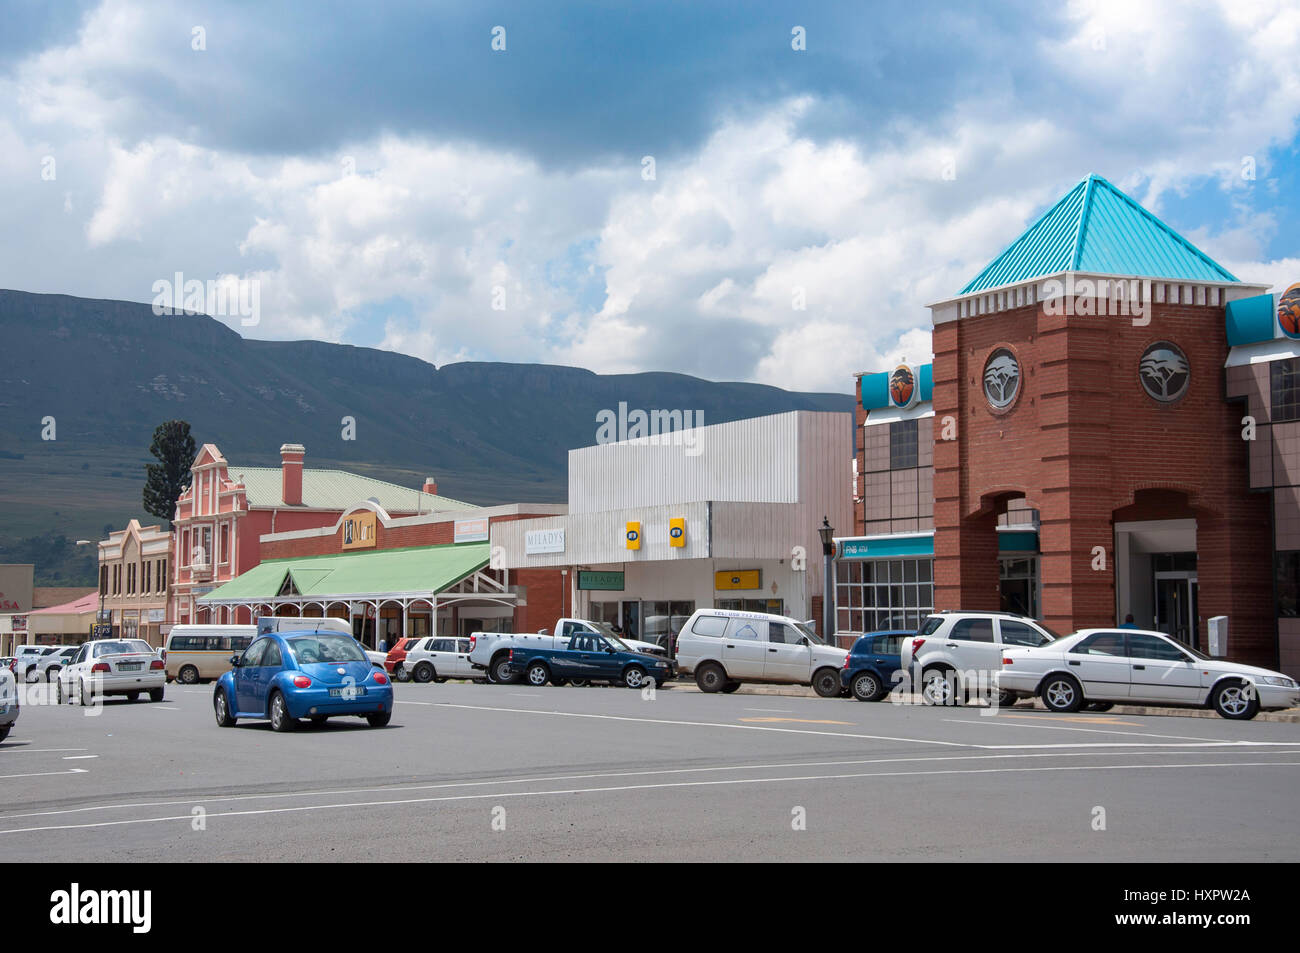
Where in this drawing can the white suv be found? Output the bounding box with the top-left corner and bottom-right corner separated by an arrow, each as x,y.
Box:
400,637 -> 485,683
901,611 -> 1059,706
674,608 -> 849,697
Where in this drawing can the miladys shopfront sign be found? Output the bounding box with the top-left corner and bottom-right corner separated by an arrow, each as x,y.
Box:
578,571 -> 624,591
525,529 -> 565,555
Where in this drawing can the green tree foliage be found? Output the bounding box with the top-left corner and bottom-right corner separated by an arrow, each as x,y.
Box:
143,420 -> 197,528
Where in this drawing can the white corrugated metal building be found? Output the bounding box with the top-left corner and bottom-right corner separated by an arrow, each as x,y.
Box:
491,411 -> 854,648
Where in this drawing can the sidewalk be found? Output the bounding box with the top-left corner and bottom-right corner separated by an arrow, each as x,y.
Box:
665,680 -> 1300,723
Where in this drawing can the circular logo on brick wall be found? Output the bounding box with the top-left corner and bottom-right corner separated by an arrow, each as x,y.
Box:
982,348 -> 1020,410
1278,283 -> 1300,339
1138,341 -> 1190,402
888,364 -> 917,408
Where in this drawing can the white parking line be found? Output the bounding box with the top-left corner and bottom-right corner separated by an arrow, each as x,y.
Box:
6,747 -> 1298,824
0,747 -> 89,754
940,718 -> 1225,742
0,768 -> 89,781
62,756 -> 97,760
3,759 -> 1298,835
744,708 -> 793,713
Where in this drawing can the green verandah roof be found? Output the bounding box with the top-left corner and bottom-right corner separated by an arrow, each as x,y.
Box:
959,174 -> 1239,295
196,542 -> 490,602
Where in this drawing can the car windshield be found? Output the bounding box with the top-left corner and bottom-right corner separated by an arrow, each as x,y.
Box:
1181,642 -> 1210,661
1035,622 -> 1062,641
793,621 -> 824,645
601,635 -> 630,651
288,635 -> 367,664
94,640 -> 152,657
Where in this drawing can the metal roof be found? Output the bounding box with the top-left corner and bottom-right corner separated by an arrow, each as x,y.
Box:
232,467 -> 477,513
959,174 -> 1239,295
196,542 -> 490,602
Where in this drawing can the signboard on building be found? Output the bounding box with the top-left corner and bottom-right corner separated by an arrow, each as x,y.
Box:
668,518 -> 686,547
147,608 -> 166,623
11,615 -> 27,633
625,522 -> 641,550
525,529 -> 565,555
578,571 -> 625,591
342,511 -> 377,550
454,517 -> 490,543
91,623 -> 112,638
715,570 -> 760,590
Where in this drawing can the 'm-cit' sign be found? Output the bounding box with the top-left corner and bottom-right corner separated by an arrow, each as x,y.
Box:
669,518 -> 686,547
625,522 -> 641,550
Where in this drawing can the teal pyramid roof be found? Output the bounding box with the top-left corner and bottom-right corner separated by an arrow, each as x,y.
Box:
959,174 -> 1239,295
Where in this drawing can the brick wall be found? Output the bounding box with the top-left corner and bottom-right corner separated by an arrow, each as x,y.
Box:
932,299 -> 1274,667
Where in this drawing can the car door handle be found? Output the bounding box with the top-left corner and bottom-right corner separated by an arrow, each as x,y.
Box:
945,643 -> 959,648
1068,660 -> 1080,666
768,648 -> 778,653
1133,664 -> 1145,670
726,644 -> 735,649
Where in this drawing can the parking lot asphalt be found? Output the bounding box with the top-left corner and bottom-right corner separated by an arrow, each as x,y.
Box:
2,679 -> 1298,862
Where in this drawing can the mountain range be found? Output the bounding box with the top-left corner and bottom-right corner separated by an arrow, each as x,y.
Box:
0,290 -> 854,584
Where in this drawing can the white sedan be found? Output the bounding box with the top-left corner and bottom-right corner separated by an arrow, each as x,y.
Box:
995,628 -> 1300,720
56,639 -> 166,706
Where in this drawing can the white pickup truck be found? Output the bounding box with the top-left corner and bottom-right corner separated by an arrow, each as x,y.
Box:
468,618 -> 669,685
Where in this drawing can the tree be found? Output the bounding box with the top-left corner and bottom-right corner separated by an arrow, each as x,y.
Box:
143,420 -> 197,528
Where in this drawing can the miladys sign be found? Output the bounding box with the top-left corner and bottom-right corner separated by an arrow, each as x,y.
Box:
525,529 -> 565,555
578,571 -> 624,591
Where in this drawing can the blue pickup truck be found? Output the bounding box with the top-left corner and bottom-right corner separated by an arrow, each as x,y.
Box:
841,630 -> 908,702
506,632 -> 676,689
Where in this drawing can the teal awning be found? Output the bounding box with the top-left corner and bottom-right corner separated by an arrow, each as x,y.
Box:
837,534 -> 934,560
998,530 -> 1039,554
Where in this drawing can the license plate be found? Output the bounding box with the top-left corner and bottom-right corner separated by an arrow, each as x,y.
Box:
329,686 -> 366,697
118,662 -> 142,671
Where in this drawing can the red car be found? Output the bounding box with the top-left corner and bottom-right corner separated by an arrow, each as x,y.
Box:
385,637 -> 422,675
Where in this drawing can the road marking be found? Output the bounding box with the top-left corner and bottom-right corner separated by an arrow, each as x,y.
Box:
0,748 -> 89,754
506,694 -> 542,698
3,759 -> 1298,835
7,748 -> 1299,822
743,708 -> 793,713
0,768 -> 89,781
432,701 -> 971,746
940,718 -> 1224,742
62,756 -> 97,760
739,717 -> 855,725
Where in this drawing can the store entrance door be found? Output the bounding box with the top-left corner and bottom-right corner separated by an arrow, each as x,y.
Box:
1154,572 -> 1198,649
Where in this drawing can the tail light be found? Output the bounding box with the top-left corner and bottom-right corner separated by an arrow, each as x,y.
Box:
91,663 -> 110,673
468,636 -> 476,652
507,649 -> 514,660
1002,657 -> 1013,665
372,671 -> 389,685
841,653 -> 851,669
910,638 -> 926,656
292,675 -> 311,688
149,660 -> 165,670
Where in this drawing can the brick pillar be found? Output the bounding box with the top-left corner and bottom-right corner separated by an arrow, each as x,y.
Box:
1198,508 -> 1274,668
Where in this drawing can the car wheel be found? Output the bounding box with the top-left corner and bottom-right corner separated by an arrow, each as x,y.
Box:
920,668 -> 955,706
695,662 -> 727,693
525,662 -> 550,687
720,680 -> 742,694
622,665 -> 648,689
1212,680 -> 1259,720
812,667 -> 841,698
24,667 -> 39,684
569,678 -> 590,687
149,688 -> 164,703
213,689 -> 237,727
269,691 -> 297,732
851,671 -> 882,702
367,711 -> 392,728
995,688 -> 1019,708
79,680 -> 93,708
1040,674 -> 1083,713
0,725 -> 9,743
310,715 -> 328,726
126,692 -> 140,702
1083,701 -> 1113,712
179,665 -> 200,685
413,662 -> 435,684
492,656 -> 520,685
56,678 -> 65,704
552,677 -> 569,687
393,664 -> 409,682
45,666 -> 60,682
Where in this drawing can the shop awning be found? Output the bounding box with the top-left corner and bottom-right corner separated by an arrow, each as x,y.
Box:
196,542 -> 491,604
836,533 -> 934,559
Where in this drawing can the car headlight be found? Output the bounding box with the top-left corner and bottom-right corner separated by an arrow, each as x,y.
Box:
1260,676 -> 1297,688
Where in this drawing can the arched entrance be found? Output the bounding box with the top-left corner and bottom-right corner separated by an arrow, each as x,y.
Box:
1113,489 -> 1200,647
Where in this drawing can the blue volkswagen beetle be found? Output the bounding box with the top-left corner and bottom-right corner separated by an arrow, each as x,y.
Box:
213,629 -> 394,731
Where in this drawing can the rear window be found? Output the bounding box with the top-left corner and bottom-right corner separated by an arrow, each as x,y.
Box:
874,634 -> 903,654
288,634 -> 367,664
690,615 -> 728,637
949,618 -> 995,643
724,618 -> 763,641
918,617 -> 944,636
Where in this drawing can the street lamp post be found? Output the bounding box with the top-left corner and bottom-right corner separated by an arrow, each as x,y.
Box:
817,517 -> 836,647
76,539 -> 107,636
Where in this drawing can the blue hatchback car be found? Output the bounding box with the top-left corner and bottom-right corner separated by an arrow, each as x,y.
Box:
214,629 -> 394,731
841,630 -> 909,702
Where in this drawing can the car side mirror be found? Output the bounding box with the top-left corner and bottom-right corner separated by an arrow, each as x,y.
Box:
230,655 -> 241,667
605,646 -> 615,653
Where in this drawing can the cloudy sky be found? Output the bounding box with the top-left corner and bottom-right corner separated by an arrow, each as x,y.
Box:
3,0 -> 1299,393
